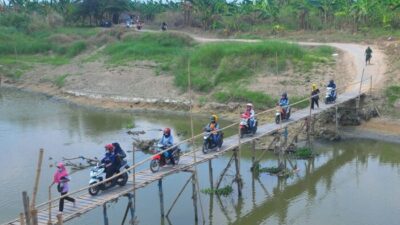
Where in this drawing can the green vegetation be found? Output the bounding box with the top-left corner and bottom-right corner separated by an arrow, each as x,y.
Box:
214,89 -> 275,108
104,32 -> 194,64
385,85 -> 400,106
201,185 -> 233,196
54,74 -> 69,88
295,147 -> 315,159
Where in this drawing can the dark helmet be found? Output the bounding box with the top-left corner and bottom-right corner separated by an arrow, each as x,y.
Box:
329,79 -> 334,84
281,92 -> 287,98
163,128 -> 171,136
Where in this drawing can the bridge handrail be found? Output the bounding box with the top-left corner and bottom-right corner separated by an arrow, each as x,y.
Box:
32,75 -> 372,213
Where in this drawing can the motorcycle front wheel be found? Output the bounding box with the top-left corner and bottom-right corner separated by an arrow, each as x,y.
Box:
202,141 -> 210,154
150,159 -> 160,173
88,182 -> 100,196
275,115 -> 280,124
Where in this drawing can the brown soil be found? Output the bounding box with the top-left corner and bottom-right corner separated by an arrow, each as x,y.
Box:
1,30 -> 389,119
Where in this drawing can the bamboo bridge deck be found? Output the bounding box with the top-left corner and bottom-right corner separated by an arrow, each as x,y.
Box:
5,91 -> 362,225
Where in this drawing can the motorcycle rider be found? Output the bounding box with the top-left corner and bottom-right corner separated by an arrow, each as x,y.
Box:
158,128 -> 176,167
205,115 -> 220,148
111,142 -> 126,171
101,144 -> 117,180
279,92 -> 289,117
161,22 -> 167,31
245,103 -> 255,129
327,79 -> 336,89
365,46 -> 372,65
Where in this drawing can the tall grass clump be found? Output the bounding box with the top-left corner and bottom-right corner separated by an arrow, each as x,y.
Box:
104,32 -> 194,64
385,85 -> 400,106
174,41 -> 305,91
66,41 -> 87,57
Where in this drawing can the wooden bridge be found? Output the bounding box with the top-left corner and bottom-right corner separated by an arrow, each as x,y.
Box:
5,77 -> 372,225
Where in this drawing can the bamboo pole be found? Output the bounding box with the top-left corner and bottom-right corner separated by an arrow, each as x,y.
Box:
131,143 -> 136,223
191,173 -> 198,222
235,122 -> 243,197
31,209 -> 38,225
369,75 -> 373,95
56,214 -> 63,225
121,201 -> 130,225
158,179 -> 165,217
22,191 -> 31,225
187,59 -> 205,222
31,149 -> 44,209
103,204 -> 109,225
166,176 -> 192,217
216,154 -> 235,189
208,160 -> 214,190
335,106 -> 339,135
20,213 -> 25,225
47,186 -> 52,225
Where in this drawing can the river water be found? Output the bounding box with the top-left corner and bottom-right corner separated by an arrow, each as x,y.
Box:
0,88 -> 399,225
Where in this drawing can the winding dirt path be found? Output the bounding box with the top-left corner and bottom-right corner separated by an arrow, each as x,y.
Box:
186,33 -> 387,93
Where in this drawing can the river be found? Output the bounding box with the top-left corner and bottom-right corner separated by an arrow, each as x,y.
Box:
0,88 -> 399,225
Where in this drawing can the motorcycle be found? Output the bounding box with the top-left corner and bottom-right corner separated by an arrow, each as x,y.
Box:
325,87 -> 337,104
150,143 -> 181,173
275,104 -> 291,124
88,160 -> 130,196
202,128 -> 223,154
239,113 -> 258,138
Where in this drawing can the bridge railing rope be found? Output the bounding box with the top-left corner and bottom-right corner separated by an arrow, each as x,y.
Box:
29,75 -> 372,224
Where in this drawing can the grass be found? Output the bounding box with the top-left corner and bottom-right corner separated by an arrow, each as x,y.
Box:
54,74 -> 69,88
104,32 -> 194,64
385,85 -> 400,106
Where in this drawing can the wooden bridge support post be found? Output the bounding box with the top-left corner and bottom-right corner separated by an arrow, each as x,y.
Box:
369,76 -> 373,95
335,106 -> 339,135
251,140 -> 256,164
208,160 -> 214,190
31,209 -> 38,225
233,149 -> 243,197
31,149 -> 44,209
22,191 -> 31,225
131,143 -> 136,223
128,194 -> 135,225
103,204 -> 109,225
191,173 -> 199,223
158,179 -> 165,218
20,213 -> 26,225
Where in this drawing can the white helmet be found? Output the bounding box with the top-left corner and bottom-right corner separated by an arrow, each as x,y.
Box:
246,103 -> 253,108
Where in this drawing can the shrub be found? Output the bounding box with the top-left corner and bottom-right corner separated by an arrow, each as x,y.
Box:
385,85 -> 400,106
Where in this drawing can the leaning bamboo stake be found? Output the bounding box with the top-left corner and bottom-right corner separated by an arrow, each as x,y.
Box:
31,149 -> 44,209
166,175 -> 192,217
187,60 -> 205,222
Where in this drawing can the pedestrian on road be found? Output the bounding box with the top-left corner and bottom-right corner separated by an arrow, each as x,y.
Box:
51,162 -> 75,213
311,83 -> 320,110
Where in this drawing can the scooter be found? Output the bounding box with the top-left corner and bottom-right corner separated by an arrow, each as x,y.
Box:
325,87 -> 337,104
150,144 -> 181,173
88,160 -> 130,196
275,104 -> 291,124
202,128 -> 223,154
239,113 -> 258,138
